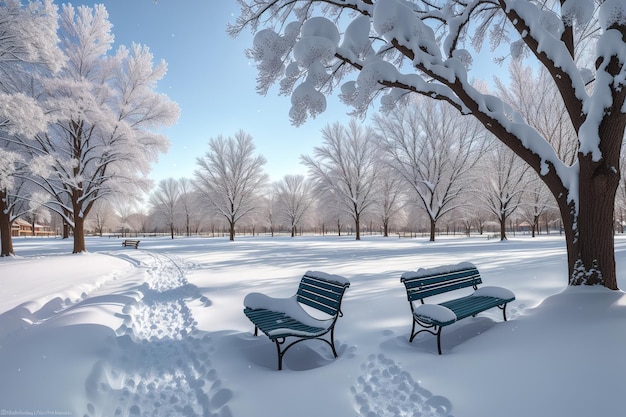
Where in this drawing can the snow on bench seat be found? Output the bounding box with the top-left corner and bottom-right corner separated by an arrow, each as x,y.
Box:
243,271 -> 350,370
400,262 -> 515,354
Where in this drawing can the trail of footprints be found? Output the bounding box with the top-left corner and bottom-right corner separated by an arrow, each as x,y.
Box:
353,354 -> 454,417
85,253 -> 232,417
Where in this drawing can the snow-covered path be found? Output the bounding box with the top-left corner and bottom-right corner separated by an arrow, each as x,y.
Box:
84,251 -> 233,417
4,235 -> 626,417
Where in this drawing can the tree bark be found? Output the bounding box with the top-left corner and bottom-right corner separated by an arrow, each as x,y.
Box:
429,218 -> 436,242
229,221 -> 235,241
72,215 -> 86,253
0,190 -> 14,257
499,214 -> 507,241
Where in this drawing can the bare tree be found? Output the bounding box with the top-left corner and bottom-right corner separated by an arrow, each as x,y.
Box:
88,198 -> 116,237
476,143 -> 531,240
518,177 -> 555,237
194,130 -> 268,241
150,178 -> 181,239
374,165 -> 404,237
274,174 -> 313,237
374,96 -> 485,241
302,119 -> 379,240
177,177 -> 196,237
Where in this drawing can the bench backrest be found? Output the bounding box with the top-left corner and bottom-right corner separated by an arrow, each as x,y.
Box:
401,266 -> 482,303
296,273 -> 350,316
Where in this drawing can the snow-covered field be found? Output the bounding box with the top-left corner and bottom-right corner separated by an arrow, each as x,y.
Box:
1,234 -> 626,417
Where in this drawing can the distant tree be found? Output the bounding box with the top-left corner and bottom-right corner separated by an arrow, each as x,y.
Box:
518,178 -> 555,237
477,143 -> 531,240
150,178 -> 180,239
194,130 -> 268,241
88,199 -> 116,237
8,4 -> 179,253
111,196 -> 139,237
302,120 -> 379,240
233,0 -> 626,289
177,178 -> 196,237
496,62 -> 579,166
374,96 -> 485,241
373,165 -> 404,237
261,189 -> 278,236
274,174 -> 313,237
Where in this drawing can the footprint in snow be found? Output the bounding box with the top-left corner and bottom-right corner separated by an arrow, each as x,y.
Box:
352,353 -> 453,417
84,252 -> 233,417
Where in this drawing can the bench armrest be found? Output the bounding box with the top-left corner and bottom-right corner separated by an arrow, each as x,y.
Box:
244,293 -> 333,329
472,286 -> 515,301
413,304 -> 457,326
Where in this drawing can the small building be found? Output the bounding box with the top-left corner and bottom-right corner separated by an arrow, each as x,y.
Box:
11,218 -> 55,237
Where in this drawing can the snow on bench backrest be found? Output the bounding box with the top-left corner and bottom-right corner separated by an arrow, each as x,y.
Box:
297,271 -> 350,316
400,262 -> 481,301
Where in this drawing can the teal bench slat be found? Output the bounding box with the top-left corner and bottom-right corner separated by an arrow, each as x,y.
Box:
401,263 -> 515,354
243,271 -> 350,370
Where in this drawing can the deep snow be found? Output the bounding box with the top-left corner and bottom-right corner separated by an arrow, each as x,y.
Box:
1,234 -> 626,417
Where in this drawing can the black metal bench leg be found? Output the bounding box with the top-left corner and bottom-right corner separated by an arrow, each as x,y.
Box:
329,327 -> 338,358
436,327 -> 443,355
275,340 -> 284,370
502,303 -> 508,321
409,320 -> 417,342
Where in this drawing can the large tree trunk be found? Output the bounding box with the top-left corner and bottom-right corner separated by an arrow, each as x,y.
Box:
499,214 -> 507,241
565,152 -> 620,289
355,214 -> 361,240
0,190 -> 14,257
73,215 -> 86,253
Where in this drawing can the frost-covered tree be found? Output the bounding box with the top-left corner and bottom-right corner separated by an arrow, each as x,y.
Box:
373,165 -> 404,237
274,174 -> 313,237
477,143 -> 531,240
0,0 -> 61,256
301,119 -> 379,240
232,0 -> 626,289
518,176 -> 555,237
150,178 -> 181,239
88,198 -> 116,237
194,131 -> 268,241
177,177 -> 198,237
10,4 -> 178,253
374,96 -> 485,241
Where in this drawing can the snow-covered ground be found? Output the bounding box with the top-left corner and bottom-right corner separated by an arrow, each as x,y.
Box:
1,234 -> 625,417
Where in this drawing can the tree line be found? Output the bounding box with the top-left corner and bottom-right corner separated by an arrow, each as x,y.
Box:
110,70 -> 626,244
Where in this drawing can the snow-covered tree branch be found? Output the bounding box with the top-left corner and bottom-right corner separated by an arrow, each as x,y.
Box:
233,0 -> 626,289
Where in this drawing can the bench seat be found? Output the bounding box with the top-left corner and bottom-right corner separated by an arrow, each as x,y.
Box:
401,263 -> 515,354
243,271 -> 350,370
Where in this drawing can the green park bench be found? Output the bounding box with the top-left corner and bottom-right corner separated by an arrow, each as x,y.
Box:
400,262 -> 515,354
243,271 -> 350,370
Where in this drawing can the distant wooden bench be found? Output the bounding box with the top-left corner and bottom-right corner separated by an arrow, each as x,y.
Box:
122,239 -> 140,249
400,262 -> 515,354
243,271 -> 350,370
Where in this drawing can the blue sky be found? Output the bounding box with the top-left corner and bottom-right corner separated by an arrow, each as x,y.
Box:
69,0 -> 353,184
67,1 -> 509,186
